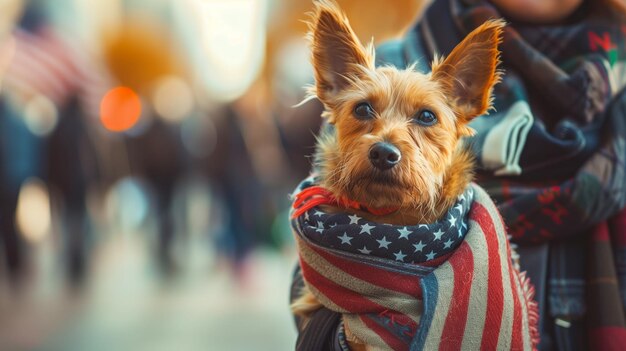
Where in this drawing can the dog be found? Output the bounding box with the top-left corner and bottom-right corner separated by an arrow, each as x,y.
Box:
289,1 -> 538,350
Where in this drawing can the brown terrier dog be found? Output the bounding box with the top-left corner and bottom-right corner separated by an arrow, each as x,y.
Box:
292,0 -> 504,349
307,3 -> 501,226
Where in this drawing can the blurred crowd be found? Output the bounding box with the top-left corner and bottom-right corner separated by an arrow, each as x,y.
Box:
0,0 -> 422,287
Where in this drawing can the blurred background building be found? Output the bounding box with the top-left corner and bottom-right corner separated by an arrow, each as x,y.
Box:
0,0 -> 425,349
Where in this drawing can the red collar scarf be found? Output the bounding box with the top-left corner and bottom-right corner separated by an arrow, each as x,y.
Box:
292,185 -> 399,219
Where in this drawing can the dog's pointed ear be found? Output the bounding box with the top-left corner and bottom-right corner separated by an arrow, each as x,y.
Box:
432,20 -> 504,125
309,0 -> 373,109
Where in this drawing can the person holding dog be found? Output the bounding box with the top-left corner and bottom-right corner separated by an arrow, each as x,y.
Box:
291,0 -> 626,350
374,0 -> 626,349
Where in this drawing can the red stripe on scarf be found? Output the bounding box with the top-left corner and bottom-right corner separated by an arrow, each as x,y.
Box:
300,258 -> 388,313
506,242 -> 530,350
472,203 -> 506,350
508,256 -> 524,350
308,244 -> 423,297
440,241 -> 474,350
360,314 -> 409,351
502,211 -> 525,351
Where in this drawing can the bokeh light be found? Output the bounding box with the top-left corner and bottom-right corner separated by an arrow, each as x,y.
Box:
100,86 -> 142,132
152,75 -> 194,123
194,0 -> 266,101
104,177 -> 150,232
16,177 -> 52,244
23,94 -> 59,136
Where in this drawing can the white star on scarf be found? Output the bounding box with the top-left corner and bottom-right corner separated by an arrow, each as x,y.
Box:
315,221 -> 325,233
397,227 -> 412,240
425,251 -> 437,260
339,232 -> 353,245
448,214 -> 457,227
458,227 -> 464,238
443,239 -> 454,249
377,236 -> 391,249
360,223 -> 375,235
314,210 -> 325,217
304,212 -> 310,221
329,223 -> 337,228
348,214 -> 361,224
358,246 -> 372,254
418,224 -> 429,230
433,229 -> 444,241
393,250 -> 406,262
413,241 -> 426,252
454,203 -> 463,214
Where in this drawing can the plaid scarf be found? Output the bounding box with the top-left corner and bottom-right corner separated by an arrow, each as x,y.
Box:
375,0 -> 626,348
291,181 -> 538,350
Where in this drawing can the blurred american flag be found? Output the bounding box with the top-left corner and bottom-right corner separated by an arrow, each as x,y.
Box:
3,26 -> 109,117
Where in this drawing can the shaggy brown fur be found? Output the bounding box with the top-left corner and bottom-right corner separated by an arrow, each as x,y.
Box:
293,1 -> 503,349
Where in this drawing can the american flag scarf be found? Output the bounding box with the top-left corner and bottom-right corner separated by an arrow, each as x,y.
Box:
291,180 -> 539,350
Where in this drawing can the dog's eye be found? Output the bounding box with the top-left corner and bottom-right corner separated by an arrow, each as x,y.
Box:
414,110 -> 437,126
354,102 -> 375,120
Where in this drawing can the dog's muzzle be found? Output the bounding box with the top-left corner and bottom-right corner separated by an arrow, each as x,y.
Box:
369,142 -> 401,171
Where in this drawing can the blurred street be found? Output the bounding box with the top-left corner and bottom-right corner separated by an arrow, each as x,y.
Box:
0,224 -> 297,351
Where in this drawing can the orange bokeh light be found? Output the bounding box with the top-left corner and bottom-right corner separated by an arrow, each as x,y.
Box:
100,86 -> 142,132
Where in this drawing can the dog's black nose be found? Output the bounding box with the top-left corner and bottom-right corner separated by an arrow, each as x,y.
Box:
369,142 -> 401,170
